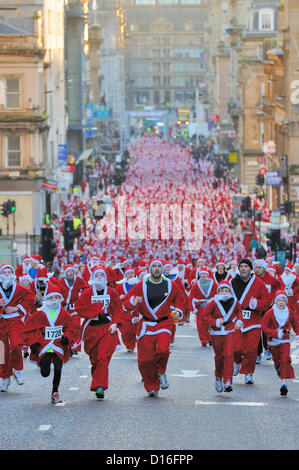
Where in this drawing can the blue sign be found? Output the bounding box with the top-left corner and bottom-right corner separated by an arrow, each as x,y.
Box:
266,171 -> 281,186
58,144 -> 67,165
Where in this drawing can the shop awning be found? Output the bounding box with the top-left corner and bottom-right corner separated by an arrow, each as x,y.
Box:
76,148 -> 94,164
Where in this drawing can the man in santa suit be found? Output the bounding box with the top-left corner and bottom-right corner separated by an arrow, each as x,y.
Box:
29,267 -> 55,315
253,258 -> 282,363
82,254 -> 100,283
266,256 -> 283,277
212,259 -> 231,285
176,258 -> 191,291
75,266 -> 123,400
122,259 -> 184,397
15,255 -> 31,281
163,260 -> 188,336
188,266 -> 218,347
58,264 -> 89,354
0,264 -> 35,391
231,259 -> 272,384
228,259 -> 239,279
27,254 -> 43,280
202,280 -> 243,392
116,266 -> 139,353
261,290 -> 299,396
278,263 -> 299,312
187,257 -> 208,288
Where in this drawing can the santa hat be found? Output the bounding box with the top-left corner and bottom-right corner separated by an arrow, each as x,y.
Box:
36,267 -> 50,281
266,256 -> 273,263
90,254 -> 99,260
253,259 -> 267,270
198,266 -> 210,276
0,263 -> 15,274
124,266 -> 135,275
177,258 -> 185,266
149,258 -> 163,272
163,260 -> 172,269
274,290 -> 288,304
229,259 -> 238,266
64,264 -> 75,275
266,265 -> 276,274
217,280 -> 233,292
44,283 -> 63,301
216,259 -> 225,267
138,260 -> 147,269
91,265 -> 107,281
19,274 -> 32,283
284,262 -> 293,272
31,254 -> 42,263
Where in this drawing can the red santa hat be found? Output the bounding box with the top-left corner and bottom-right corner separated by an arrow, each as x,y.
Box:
216,259 -> 226,267
284,262 -> 293,272
229,259 -> 238,266
31,254 -> 42,263
91,265 -> 108,281
36,267 -> 50,280
198,266 -> 210,276
44,283 -> 63,301
149,258 -> 164,272
0,263 -> 15,274
64,264 -> 75,275
217,280 -> 233,292
19,274 -> 32,283
124,266 -> 135,275
266,265 -> 276,274
266,255 -> 273,263
253,259 -> 267,270
274,290 -> 288,304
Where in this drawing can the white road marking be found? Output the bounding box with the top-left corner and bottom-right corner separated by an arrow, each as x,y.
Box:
195,401 -> 268,407
69,387 -> 79,390
80,375 -> 88,378
172,370 -> 208,378
54,402 -> 66,407
38,425 -> 51,431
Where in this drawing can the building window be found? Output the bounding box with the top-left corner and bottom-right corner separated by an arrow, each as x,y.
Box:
259,9 -> 274,31
136,0 -> 156,5
6,135 -> 21,167
5,78 -> 20,108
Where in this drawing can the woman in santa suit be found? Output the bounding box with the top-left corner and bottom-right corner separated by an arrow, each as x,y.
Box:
122,259 -> 184,397
261,290 -> 299,396
212,259 -> 232,285
202,280 -> 243,393
23,284 -> 76,403
278,263 -> 299,313
188,266 -> 218,347
74,266 -> 123,400
58,264 -> 89,354
116,266 -> 139,353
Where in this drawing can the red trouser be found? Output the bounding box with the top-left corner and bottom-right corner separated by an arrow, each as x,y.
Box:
69,312 -> 82,351
0,319 -> 24,379
195,313 -> 210,345
210,333 -> 234,383
119,319 -> 137,351
268,342 -> 295,380
233,328 -> 261,374
137,332 -> 171,392
83,324 -> 120,391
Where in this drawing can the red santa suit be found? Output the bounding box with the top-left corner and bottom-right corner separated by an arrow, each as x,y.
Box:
23,287 -> 76,366
188,268 -> 218,345
14,255 -> 31,281
116,267 -> 139,352
202,281 -> 243,385
278,264 -> 299,312
58,264 -> 89,352
0,264 -> 35,379
231,268 -> 272,376
122,260 -> 184,393
74,266 -> 123,392
261,291 -> 299,380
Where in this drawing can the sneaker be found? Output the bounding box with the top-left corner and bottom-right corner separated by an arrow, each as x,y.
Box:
264,350 -> 271,360
13,370 -> 24,385
280,384 -> 288,396
224,381 -> 233,392
127,349 -> 134,353
158,373 -> 169,390
51,392 -> 63,404
147,390 -> 158,397
275,366 -> 281,378
215,376 -> 223,393
23,351 -> 29,359
1,378 -> 10,392
95,386 -> 105,400
202,343 -> 207,347
256,355 -> 261,364
245,374 -> 254,385
233,362 -> 241,376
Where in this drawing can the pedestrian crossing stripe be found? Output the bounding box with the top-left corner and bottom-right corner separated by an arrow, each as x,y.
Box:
195,401 -> 268,407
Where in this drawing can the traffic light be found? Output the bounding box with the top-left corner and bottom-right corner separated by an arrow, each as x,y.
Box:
266,229 -> 281,251
63,220 -> 75,251
256,174 -> 264,186
241,196 -> 251,213
281,201 -> 294,216
1,201 -> 9,217
40,227 -> 56,263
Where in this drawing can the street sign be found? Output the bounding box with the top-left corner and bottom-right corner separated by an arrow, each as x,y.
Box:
58,144 -> 67,165
259,166 -> 267,175
266,171 -> 281,186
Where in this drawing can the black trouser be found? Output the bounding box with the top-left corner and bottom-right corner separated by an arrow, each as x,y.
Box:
40,352 -> 63,393
257,331 -> 268,356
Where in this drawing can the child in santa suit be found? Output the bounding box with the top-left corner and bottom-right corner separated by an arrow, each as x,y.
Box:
74,266 -> 123,400
0,264 -> 35,391
116,266 -> 139,353
58,264 -> 89,354
188,266 -> 218,347
261,290 -> 299,396
202,281 -> 243,392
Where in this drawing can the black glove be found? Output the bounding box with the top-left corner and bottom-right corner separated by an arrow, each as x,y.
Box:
30,342 -> 40,354
61,336 -> 69,345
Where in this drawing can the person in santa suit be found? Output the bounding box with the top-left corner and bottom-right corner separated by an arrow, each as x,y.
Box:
261,290 -> 299,396
253,258 -> 282,363
202,280 -> 243,393
74,266 -> 123,400
116,266 -> 139,353
0,263 -> 35,392
15,255 -> 32,281
58,264 -> 89,355
176,258 -> 191,291
122,259 -> 184,397
231,259 -> 272,384
27,254 -> 43,280
187,257 -> 208,288
82,254 -> 100,283
23,284 -> 76,404
266,256 -> 283,277
189,266 -> 218,347
278,263 -> 299,313
163,260 -> 188,339
212,259 -> 231,285
227,259 -> 239,279
293,261 -> 299,278
29,267 -> 55,315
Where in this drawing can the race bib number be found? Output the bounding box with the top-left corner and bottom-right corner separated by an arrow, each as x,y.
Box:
45,325 -> 63,340
242,309 -> 251,320
91,294 -> 110,308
